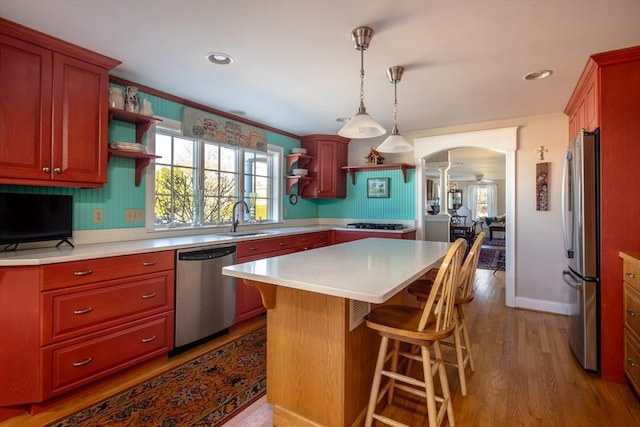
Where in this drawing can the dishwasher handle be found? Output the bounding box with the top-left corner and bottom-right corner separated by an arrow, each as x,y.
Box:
178,245 -> 236,261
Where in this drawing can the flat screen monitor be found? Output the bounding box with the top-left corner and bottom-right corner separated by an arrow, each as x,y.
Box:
0,193 -> 73,247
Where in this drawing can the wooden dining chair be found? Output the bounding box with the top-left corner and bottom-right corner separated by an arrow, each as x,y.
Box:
364,238 -> 467,427
407,232 -> 486,397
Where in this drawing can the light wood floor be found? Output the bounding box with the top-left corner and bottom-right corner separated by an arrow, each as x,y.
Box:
3,269 -> 640,426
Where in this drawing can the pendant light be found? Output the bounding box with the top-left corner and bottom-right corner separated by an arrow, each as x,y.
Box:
376,66 -> 414,153
338,26 -> 386,139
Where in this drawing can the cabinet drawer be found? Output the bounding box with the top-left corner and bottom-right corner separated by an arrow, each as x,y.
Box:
44,312 -> 172,397
294,233 -> 315,250
314,231 -> 329,244
624,330 -> 640,395
624,283 -> 640,342
623,258 -> 640,292
237,236 -> 296,257
41,250 -> 174,290
42,271 -> 174,344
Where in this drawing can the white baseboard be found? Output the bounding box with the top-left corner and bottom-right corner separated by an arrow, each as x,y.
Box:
514,296 -> 570,315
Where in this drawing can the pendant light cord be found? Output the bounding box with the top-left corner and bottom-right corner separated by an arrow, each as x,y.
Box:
359,48 -> 365,109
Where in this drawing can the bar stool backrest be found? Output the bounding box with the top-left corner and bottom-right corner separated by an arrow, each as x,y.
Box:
418,238 -> 467,333
458,232 -> 486,302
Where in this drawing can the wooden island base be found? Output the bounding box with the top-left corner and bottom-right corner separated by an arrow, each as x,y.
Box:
249,281 -> 405,427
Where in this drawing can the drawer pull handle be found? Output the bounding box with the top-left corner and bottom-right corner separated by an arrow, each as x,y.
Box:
249,246 -> 258,251
42,166 -> 50,173
279,242 -> 287,246
141,335 -> 157,343
626,272 -> 636,278
628,309 -> 637,317
73,307 -> 93,315
73,269 -> 93,277
627,357 -> 637,368
142,260 -> 157,267
54,167 -> 62,174
142,292 -> 157,299
73,357 -> 93,367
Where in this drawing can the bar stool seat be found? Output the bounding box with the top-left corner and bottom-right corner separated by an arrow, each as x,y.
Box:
364,238 -> 467,427
406,232 -> 485,397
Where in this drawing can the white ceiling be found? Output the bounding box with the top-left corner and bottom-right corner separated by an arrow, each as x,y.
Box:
0,0 -> 640,186
2,1 -> 639,145
424,147 -> 506,182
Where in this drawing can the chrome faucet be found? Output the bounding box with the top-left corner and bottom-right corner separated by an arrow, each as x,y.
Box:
231,200 -> 250,232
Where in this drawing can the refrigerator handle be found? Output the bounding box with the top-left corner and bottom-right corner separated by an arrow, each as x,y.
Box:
561,151 -> 573,258
563,270 -> 582,291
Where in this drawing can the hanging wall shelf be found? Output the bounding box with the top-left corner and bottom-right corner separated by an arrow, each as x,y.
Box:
108,108 -> 163,186
342,163 -> 415,184
285,176 -> 313,195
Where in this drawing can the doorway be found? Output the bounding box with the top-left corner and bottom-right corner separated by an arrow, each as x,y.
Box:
414,127 -> 517,307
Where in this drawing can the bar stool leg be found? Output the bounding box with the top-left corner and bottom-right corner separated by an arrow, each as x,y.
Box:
365,335 -> 389,427
387,340 -> 401,404
434,341 -> 456,427
458,305 -> 475,372
421,345 -> 439,427
453,314 -> 467,396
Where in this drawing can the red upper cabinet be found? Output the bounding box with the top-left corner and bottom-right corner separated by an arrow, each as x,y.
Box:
0,18 -> 120,188
300,134 -> 349,198
565,61 -> 599,137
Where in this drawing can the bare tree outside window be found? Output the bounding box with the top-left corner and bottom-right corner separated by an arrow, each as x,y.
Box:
152,130 -> 279,229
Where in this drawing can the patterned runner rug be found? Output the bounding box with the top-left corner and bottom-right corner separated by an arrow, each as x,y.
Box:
478,238 -> 506,270
48,327 -> 266,427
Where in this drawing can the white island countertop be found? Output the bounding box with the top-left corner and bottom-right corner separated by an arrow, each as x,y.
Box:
223,238 -> 451,304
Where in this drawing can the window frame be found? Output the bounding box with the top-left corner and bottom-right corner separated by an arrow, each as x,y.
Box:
145,118 -> 282,233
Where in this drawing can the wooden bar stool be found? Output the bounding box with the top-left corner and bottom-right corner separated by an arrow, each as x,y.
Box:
364,238 -> 467,427
407,232 -> 485,397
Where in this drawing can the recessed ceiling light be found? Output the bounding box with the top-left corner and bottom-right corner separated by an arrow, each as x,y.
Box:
228,109 -> 246,116
336,117 -> 350,123
523,69 -> 553,80
206,52 -> 233,65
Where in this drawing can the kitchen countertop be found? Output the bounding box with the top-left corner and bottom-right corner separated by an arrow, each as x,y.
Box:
222,238 -> 450,303
0,225 -> 416,266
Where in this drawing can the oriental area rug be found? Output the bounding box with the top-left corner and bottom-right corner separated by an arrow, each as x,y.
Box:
478,238 -> 506,270
48,327 -> 266,427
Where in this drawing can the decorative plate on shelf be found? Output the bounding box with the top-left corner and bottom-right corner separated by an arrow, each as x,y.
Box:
110,142 -> 146,153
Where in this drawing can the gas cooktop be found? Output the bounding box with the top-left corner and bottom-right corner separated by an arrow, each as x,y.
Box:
346,223 -> 405,230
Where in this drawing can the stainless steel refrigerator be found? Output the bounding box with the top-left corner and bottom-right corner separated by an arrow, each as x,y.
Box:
561,129 -> 600,372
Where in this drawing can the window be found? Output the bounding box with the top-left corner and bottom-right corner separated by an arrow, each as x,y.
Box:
151,123 -> 281,230
467,184 -> 497,220
475,186 -> 488,218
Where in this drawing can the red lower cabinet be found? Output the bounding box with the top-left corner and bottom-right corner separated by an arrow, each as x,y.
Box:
0,251 -> 175,406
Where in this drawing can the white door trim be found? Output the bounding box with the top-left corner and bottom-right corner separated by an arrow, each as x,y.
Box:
414,126 -> 517,307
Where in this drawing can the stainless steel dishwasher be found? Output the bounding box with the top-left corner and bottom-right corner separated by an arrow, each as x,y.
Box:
174,244 -> 237,350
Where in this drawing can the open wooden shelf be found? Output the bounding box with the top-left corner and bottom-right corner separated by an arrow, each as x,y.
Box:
285,176 -> 313,195
108,108 -> 162,144
342,163 -> 416,184
286,154 -> 313,173
108,149 -> 161,187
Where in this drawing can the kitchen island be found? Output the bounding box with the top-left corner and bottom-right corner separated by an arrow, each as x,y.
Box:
222,238 -> 451,427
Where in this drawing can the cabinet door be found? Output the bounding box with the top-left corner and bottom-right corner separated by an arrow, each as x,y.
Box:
51,53 -> 109,184
0,34 -> 52,181
301,135 -> 348,198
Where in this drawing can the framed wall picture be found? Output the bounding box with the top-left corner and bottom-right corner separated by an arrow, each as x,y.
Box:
367,178 -> 390,198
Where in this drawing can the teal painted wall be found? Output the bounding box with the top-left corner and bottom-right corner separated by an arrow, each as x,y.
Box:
1,86 -> 415,231
317,169 -> 415,219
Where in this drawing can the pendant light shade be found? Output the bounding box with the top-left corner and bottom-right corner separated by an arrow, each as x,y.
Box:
376,65 -> 414,153
338,26 -> 386,139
